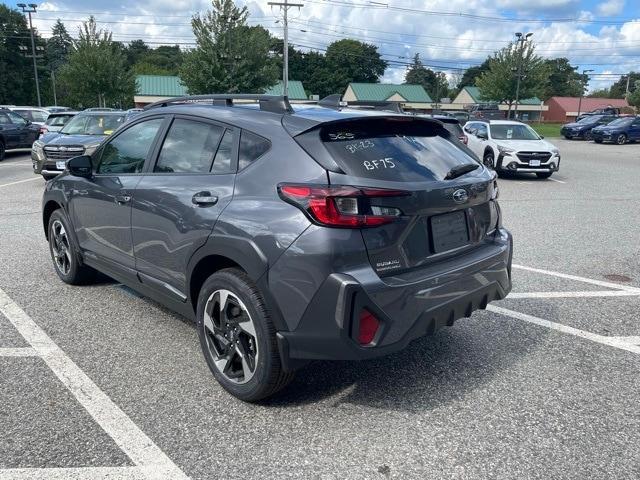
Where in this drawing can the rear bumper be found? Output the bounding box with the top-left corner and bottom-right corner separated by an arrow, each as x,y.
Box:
276,228 -> 513,366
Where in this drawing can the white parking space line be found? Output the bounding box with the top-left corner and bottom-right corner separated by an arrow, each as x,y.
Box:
508,290 -> 640,299
0,177 -> 41,189
608,336 -> 640,345
0,162 -> 32,167
548,177 -> 566,184
0,466 -> 148,480
513,264 -> 640,293
0,287 -> 189,480
487,304 -> 640,355
0,347 -> 39,357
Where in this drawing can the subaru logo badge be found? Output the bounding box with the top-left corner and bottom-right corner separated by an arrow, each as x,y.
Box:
452,189 -> 468,204
59,146 -> 68,152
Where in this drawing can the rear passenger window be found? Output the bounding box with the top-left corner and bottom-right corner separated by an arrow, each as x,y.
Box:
212,129 -> 234,174
155,119 -> 223,173
238,130 -> 270,170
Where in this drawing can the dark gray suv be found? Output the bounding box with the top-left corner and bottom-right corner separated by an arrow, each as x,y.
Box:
42,95 -> 512,401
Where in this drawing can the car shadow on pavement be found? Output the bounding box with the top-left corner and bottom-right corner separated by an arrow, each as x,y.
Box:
265,317 -> 541,411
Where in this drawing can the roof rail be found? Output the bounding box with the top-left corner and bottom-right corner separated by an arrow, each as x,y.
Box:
143,94 -> 294,114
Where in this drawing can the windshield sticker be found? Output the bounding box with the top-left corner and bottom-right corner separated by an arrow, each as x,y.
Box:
345,139 -> 375,154
363,158 -> 395,171
506,129 -> 513,139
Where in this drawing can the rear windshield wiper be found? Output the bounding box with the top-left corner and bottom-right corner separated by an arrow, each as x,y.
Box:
444,163 -> 480,180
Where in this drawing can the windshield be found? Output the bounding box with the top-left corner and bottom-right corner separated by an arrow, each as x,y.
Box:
606,117 -> 633,127
577,116 -> 601,124
61,114 -> 125,135
490,124 -> 540,140
46,115 -> 74,127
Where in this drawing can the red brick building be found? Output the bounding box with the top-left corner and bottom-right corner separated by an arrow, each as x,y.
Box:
544,96 -> 629,122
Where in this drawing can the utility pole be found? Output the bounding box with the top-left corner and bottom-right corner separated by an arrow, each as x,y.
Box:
17,3 -> 41,107
268,0 -> 303,97
625,74 -> 631,99
577,69 -> 594,118
51,69 -> 57,106
513,32 -> 532,120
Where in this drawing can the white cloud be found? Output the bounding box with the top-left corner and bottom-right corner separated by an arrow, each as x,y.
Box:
597,0 -> 625,16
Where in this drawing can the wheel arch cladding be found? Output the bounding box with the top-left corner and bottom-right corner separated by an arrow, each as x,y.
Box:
43,200 -> 62,239
189,254 -> 243,313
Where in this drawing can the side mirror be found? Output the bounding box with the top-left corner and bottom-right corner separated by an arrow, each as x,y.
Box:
540,135 -> 545,139
477,132 -> 488,140
67,155 -> 93,178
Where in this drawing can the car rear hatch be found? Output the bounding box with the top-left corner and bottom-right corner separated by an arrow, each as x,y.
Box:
287,115 -> 500,276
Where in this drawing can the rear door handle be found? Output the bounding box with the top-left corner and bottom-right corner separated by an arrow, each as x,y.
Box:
192,191 -> 218,206
115,194 -> 131,205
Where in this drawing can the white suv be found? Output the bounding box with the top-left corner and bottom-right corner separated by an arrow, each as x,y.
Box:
463,120 -> 560,179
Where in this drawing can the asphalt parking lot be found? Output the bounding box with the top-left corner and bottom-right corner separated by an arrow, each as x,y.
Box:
1,139 -> 639,480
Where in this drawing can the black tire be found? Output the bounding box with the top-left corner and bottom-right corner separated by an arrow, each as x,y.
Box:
594,139 -> 603,144
564,135 -> 572,140
536,172 -> 553,179
483,151 -> 495,169
43,174 -> 57,181
0,140 -> 5,161
585,131 -> 593,141
48,209 -> 96,285
616,134 -> 627,145
196,268 -> 294,402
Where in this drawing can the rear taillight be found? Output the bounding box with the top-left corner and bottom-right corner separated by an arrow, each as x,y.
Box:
357,309 -> 380,345
459,134 -> 468,145
278,184 -> 408,228
39,126 -> 47,135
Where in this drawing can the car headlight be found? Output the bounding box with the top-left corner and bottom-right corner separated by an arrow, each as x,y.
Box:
84,143 -> 101,156
33,140 -> 44,151
551,148 -> 560,155
497,145 -> 515,155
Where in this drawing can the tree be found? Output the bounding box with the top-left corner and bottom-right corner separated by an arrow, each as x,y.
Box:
46,20 -> 72,71
542,58 -> 585,99
322,39 -> 387,96
476,41 -> 548,116
404,53 -> 448,103
609,72 -> 640,99
587,88 -> 611,98
180,0 -> 278,94
627,81 -> 640,108
456,59 -> 491,91
0,5 -> 41,104
57,17 -> 135,108
124,39 -> 150,69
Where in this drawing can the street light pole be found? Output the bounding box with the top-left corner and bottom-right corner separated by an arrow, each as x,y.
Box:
17,3 -> 41,107
268,0 -> 303,98
513,32 -> 532,120
577,69 -> 594,118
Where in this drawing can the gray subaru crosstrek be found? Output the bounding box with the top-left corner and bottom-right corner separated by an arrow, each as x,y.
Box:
42,95 -> 512,401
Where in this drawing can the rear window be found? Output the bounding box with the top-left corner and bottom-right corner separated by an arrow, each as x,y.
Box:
46,115 -> 73,127
320,118 -> 475,181
442,122 -> 463,138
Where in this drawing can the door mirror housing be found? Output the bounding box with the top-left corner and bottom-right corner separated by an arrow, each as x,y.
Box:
67,155 -> 93,178
477,131 -> 488,140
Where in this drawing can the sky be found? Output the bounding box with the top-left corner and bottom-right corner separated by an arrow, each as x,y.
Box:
5,0 -> 640,92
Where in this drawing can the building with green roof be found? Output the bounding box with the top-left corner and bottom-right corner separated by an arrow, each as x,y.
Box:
343,83 -> 433,110
134,75 -> 308,107
451,86 -> 547,120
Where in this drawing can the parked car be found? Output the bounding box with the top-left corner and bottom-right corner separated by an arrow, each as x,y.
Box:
32,111 -> 126,179
0,107 -> 41,161
464,119 -> 560,178
422,115 -> 468,145
467,103 -> 504,120
576,107 -> 620,122
45,106 -> 73,113
7,106 -> 50,126
41,94 -> 512,401
39,111 -> 79,136
591,116 -> 640,145
444,110 -> 471,123
84,107 -> 119,112
560,114 -> 618,140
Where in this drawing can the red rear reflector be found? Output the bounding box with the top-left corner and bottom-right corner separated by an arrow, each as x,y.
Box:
278,184 -> 408,228
358,309 -> 380,345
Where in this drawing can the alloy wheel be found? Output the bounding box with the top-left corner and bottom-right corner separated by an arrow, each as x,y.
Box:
51,220 -> 72,275
203,289 -> 259,384
617,134 -> 627,145
483,154 -> 494,169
